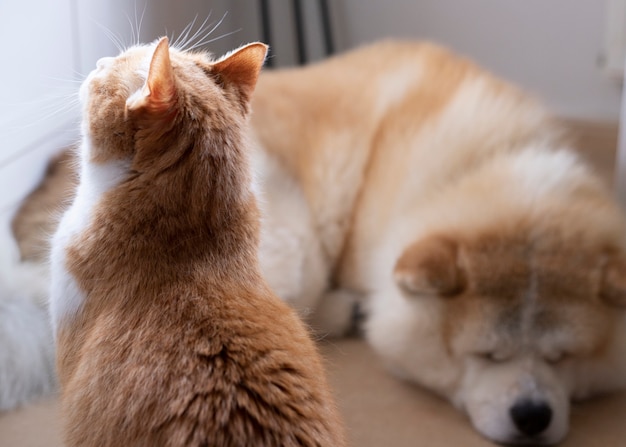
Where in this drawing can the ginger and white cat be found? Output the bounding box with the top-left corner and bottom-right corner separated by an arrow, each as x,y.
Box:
49,37 -> 345,446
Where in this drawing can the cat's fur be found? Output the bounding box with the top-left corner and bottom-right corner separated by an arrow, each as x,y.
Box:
49,37 -> 345,447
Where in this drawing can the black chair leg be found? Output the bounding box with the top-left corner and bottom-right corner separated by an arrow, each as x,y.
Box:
319,0 -> 334,56
258,0 -> 335,67
292,0 -> 307,65
259,0 -> 274,67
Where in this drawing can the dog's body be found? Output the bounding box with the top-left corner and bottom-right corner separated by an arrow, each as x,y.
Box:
252,41 -> 626,444
253,40 -> 568,331
5,40 -> 626,444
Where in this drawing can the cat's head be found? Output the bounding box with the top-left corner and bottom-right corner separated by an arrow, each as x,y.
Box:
79,37 -> 267,168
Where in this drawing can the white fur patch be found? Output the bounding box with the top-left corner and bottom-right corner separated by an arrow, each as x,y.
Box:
507,148 -> 587,202
457,357 -> 570,445
49,141 -> 130,335
253,145 -> 328,315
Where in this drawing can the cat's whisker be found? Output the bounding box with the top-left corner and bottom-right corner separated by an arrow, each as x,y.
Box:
137,1 -> 147,45
186,28 -> 241,53
32,102 -> 79,120
124,12 -> 137,48
4,90 -> 79,109
184,13 -> 215,50
131,1 -> 148,47
94,21 -> 126,54
43,97 -> 81,114
179,13 -> 214,52
132,2 -> 140,46
172,15 -> 198,50
30,103 -> 79,125
188,12 -> 229,51
43,76 -> 83,85
3,97 -> 80,134
71,69 -> 87,79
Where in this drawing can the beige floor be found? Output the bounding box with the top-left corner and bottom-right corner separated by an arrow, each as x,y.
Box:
1,338 -> 626,447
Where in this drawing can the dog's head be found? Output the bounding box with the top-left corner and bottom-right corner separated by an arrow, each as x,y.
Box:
374,230 -> 626,445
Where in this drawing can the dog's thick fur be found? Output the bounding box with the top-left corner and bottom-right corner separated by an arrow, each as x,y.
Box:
252,41 -> 626,445
5,40 -> 626,445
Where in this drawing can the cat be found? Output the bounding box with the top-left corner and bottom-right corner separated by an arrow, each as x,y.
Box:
49,37 -> 345,447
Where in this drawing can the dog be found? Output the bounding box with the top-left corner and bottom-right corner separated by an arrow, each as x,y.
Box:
6,40 -> 626,445
252,41 -> 626,445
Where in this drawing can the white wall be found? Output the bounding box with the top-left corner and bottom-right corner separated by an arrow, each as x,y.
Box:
331,0 -> 621,122
0,1 -> 78,218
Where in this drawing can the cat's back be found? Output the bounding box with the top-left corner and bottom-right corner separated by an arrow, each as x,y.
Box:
61,276 -> 345,447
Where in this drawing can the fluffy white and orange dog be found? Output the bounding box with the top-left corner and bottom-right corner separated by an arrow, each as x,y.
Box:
5,40 -> 626,445
252,41 -> 626,445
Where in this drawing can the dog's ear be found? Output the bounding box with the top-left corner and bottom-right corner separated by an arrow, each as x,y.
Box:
600,255 -> 626,307
394,236 -> 465,297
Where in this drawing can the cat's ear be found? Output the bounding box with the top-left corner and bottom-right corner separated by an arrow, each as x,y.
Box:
211,42 -> 268,109
127,37 -> 177,116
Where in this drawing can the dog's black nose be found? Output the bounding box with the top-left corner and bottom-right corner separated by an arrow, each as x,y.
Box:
510,400 -> 552,437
